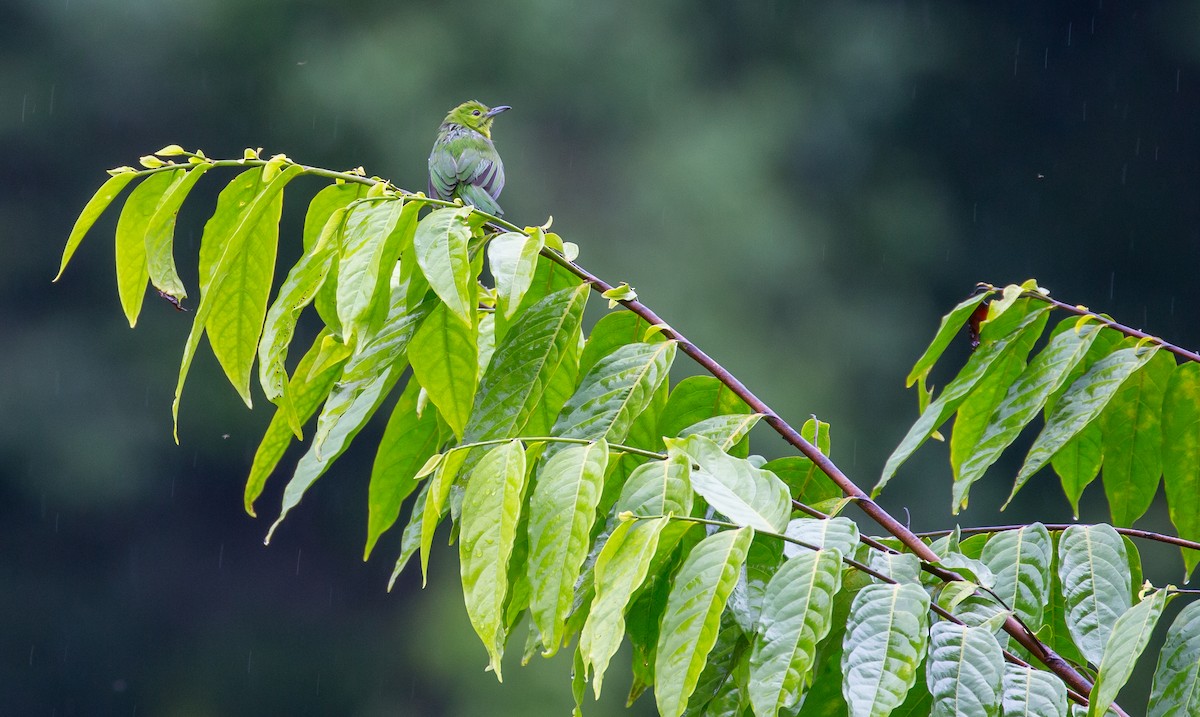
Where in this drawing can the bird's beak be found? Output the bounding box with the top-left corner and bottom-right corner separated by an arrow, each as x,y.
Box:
484,105 -> 512,119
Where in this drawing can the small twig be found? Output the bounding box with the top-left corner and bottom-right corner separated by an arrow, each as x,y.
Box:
1005,284 -> 1200,365
916,523 -> 1200,553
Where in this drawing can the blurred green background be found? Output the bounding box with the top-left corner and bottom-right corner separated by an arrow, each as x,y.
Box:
4,1 -> 1200,714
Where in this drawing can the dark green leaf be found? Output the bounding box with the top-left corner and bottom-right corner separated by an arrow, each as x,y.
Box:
408,302 -> 479,439
1100,349 -> 1174,526
906,290 -> 992,388
1148,599 -> 1200,717
1162,361 -> 1200,580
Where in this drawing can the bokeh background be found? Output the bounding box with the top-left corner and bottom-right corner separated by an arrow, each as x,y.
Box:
4,1 -> 1200,714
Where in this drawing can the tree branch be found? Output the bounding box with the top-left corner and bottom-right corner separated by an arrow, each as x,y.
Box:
917,522 -> 1200,553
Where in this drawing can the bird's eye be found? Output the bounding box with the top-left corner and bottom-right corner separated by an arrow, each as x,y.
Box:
472,110 -> 481,116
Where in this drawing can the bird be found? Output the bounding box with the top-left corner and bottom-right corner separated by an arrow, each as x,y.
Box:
428,100 -> 511,216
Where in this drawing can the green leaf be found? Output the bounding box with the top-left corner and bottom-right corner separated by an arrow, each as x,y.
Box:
55,171 -> 138,281
265,285 -> 433,543
307,183 -> 368,333
877,304 -> 1050,496
658,376 -> 752,441
363,379 -> 439,560
679,413 -> 761,455
1034,533 -> 1088,666
952,322 -> 1101,510
144,163 -> 213,301
980,523 -> 1052,633
418,446 -> 469,584
613,452 -> 694,517
841,582 -> 931,717
552,341 -> 677,447
243,328 -> 346,516
784,517 -> 860,559
926,621 -> 1004,717
683,613 -> 750,717
655,527 -> 753,717
1088,586 -> 1170,717
580,515 -> 669,697
489,229 -> 545,319
1053,423 -> 1104,518
257,205 -> 344,422
1148,599 -> 1200,717
459,439 -> 528,680
173,165 -> 302,438
1000,664 -> 1067,717
667,433 -> 791,532
866,549 -> 922,584
748,548 -> 843,717
334,199 -> 402,343
388,481 -> 429,591
578,310 -> 661,379
1057,524 -> 1131,665
527,440 -> 609,654
114,170 -> 182,327
408,302 -> 479,439
906,290 -> 992,387
1007,343 -> 1160,506
763,419 -> 837,507
1162,362 -> 1200,580
1100,349 -> 1174,526
413,206 -> 475,324
465,285 -> 589,442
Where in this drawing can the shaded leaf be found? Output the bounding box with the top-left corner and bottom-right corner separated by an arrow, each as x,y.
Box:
1057,524 -> 1131,665
926,621 -> 1004,717
1148,599 -> 1200,717
841,582 -> 931,717
1162,362 -> 1200,580
1100,349 -> 1174,526
1000,664 -> 1067,717
363,379 -> 439,559
658,376 -> 752,441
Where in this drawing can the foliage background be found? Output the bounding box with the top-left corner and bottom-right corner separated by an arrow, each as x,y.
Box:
4,1 -> 1199,714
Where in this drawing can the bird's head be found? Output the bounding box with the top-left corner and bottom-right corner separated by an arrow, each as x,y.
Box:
443,100 -> 511,138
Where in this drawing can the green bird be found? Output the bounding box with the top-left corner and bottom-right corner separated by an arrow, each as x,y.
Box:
428,100 -> 511,216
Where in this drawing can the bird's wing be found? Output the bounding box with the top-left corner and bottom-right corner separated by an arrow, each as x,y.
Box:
455,142 -> 505,202
428,145 -> 460,200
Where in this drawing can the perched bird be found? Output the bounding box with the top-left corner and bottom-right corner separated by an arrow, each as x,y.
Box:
428,100 -> 511,216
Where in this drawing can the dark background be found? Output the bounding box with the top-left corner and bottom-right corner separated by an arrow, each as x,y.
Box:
4,1 -> 1199,714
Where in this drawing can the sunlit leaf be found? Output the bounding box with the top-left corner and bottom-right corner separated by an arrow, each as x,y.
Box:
906,290 -> 992,387
56,171 -> 138,281
980,523 -> 1052,633
408,302 -> 479,439
748,548 -> 843,717
489,229 -> 545,319
580,515 -> 669,697
667,433 -> 791,532
243,328 -> 345,516
655,527 -> 753,717
413,206 -> 475,324
459,439 -> 528,680
877,304 -> 1050,496
114,169 -> 182,327
657,375 -> 752,441
577,309 -> 661,379
335,198 -> 416,347
1088,586 -> 1170,716
144,163 -> 213,301
783,517 -> 860,559
528,440 -> 609,654
952,322 -> 1101,511
1008,343 -> 1160,506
